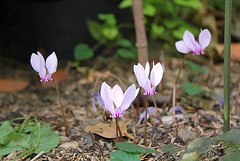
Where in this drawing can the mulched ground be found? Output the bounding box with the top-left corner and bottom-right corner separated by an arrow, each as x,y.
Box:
0,55 -> 240,161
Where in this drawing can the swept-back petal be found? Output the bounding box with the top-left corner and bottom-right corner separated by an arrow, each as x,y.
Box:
120,84 -> 137,112
175,41 -> 191,54
30,53 -> 40,72
145,61 -> 150,78
46,52 -> 58,75
111,85 -> 124,108
134,63 -> 148,88
183,30 -> 201,53
37,51 -> 46,67
150,62 -> 163,86
199,29 -> 211,51
100,82 -> 114,114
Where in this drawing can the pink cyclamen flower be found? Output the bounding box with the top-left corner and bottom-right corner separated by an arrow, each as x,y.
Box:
100,82 -> 139,118
175,29 -> 211,55
134,61 -> 163,95
30,51 -> 58,82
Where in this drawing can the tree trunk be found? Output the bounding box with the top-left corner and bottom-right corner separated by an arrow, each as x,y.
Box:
132,0 -> 148,66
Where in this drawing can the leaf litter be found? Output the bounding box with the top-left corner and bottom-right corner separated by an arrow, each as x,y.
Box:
0,57 -> 240,160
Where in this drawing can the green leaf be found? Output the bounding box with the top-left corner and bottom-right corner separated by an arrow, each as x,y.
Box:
182,83 -> 204,96
87,19 -> 103,41
161,144 -> 179,155
163,19 -> 179,29
115,142 -> 157,154
119,0 -> 132,9
0,121 -> 13,145
115,48 -> 137,59
98,14 -> 117,26
0,132 -> 29,156
102,27 -> 119,40
151,24 -> 165,39
119,39 -> 132,48
143,4 -> 156,17
185,60 -> 206,73
111,150 -> 140,161
174,0 -> 202,10
74,43 -> 94,61
212,129 -> 240,145
33,124 -> 60,154
182,152 -> 201,161
185,138 -> 210,154
224,152 -> 240,161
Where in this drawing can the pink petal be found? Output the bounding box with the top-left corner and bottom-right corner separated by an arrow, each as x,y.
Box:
183,30 -> 201,53
175,41 -> 191,54
145,61 -> 150,78
30,53 -> 40,72
134,63 -> 148,88
46,52 -> 58,75
120,84 -> 137,112
37,51 -> 46,67
143,79 -> 152,95
100,82 -> 114,114
199,29 -> 211,51
150,62 -> 163,87
111,84 -> 124,108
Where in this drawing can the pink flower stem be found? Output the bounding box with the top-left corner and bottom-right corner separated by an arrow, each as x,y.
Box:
115,118 -> 119,143
144,95 -> 148,147
151,95 -> 158,118
168,55 -> 187,110
52,79 -> 68,137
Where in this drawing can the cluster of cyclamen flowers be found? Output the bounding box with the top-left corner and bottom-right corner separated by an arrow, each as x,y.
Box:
30,29 -> 211,120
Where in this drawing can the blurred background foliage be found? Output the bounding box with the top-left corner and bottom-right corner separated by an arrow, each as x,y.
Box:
74,0 -> 240,62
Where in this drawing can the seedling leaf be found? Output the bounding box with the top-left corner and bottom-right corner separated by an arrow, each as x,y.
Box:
161,144 -> 179,155
186,60 -> 206,73
185,138 -> 210,154
111,150 -> 140,161
182,82 -> 203,96
74,43 -> 94,61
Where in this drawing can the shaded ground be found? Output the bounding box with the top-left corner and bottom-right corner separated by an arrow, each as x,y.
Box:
0,56 -> 240,160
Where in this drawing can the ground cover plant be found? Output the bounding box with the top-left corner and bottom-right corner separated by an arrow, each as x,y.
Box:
0,0 -> 239,160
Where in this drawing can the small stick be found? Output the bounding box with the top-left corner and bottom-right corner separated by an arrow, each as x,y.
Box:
52,79 -> 68,137
30,151 -> 44,161
168,55 -> 187,110
88,131 -> 105,161
144,95 -> 148,147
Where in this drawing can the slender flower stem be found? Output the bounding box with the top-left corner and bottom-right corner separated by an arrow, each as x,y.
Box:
115,118 -> 119,143
168,55 -> 187,109
223,0 -> 232,133
52,79 -> 68,137
144,95 -> 148,147
172,85 -> 176,122
151,95 -> 158,117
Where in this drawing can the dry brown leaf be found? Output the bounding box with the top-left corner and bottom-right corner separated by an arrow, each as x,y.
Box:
84,120 -> 134,140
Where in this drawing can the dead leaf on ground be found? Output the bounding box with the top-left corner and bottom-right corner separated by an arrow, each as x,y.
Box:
84,120 -> 134,140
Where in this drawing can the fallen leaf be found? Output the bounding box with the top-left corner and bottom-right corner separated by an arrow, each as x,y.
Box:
0,78 -> 29,93
84,120 -> 134,140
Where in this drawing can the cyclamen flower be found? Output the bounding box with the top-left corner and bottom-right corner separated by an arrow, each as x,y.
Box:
30,51 -> 58,82
175,29 -> 211,55
100,82 -> 139,118
134,61 -> 163,95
